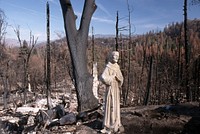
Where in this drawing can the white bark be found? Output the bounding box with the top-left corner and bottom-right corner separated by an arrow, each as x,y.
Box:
92,62 -> 99,99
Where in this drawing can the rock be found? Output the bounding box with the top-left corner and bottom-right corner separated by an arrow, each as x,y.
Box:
77,112 -> 88,122
16,107 -> 43,114
53,105 -> 66,119
119,125 -> 125,133
59,113 -> 76,125
27,115 -> 35,126
18,115 -> 29,126
34,109 -> 57,128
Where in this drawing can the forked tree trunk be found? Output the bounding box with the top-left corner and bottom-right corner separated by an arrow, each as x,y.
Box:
60,0 -> 98,112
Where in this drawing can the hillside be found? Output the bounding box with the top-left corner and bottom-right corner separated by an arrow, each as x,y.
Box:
0,19 -> 200,133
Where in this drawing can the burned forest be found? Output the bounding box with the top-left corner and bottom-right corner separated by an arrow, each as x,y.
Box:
0,0 -> 200,134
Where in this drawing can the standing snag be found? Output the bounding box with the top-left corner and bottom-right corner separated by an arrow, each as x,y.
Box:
59,0 -> 98,112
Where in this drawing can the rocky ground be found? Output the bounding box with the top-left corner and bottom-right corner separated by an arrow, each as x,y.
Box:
0,100 -> 200,134
0,85 -> 200,134
121,102 -> 200,134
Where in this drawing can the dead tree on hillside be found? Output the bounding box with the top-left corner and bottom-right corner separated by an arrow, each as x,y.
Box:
183,0 -> 200,101
116,1 -> 134,105
0,9 -> 7,45
124,0 -> 133,105
46,2 -> 52,109
59,0 -> 98,112
183,0 -> 191,101
0,9 -> 9,109
14,26 -> 38,104
144,56 -> 153,105
115,11 -> 119,51
1,61 -> 9,109
0,48 -> 11,110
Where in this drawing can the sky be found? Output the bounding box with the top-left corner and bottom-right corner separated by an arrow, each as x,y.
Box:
0,0 -> 200,42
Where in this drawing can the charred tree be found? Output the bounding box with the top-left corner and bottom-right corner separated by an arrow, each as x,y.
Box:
2,62 -> 9,109
176,25 -> 183,102
14,26 -> 37,104
183,0 -> 191,102
115,11 -> 119,51
144,56 -> 153,105
46,2 -> 52,109
124,0 -> 132,105
0,9 -> 7,45
59,0 -> 98,112
197,56 -> 200,100
0,10 -> 9,109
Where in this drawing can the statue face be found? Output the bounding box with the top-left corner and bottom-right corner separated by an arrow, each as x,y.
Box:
111,52 -> 119,63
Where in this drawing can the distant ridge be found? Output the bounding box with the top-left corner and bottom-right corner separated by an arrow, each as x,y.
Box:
4,38 -> 46,48
94,34 -> 115,38
5,38 -> 20,47
93,34 -> 140,38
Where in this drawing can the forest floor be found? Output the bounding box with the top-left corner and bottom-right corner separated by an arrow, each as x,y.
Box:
0,90 -> 200,134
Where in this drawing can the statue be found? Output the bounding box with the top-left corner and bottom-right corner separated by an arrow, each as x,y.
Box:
100,51 -> 124,133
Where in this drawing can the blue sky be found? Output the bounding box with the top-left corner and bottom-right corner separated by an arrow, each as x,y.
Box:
0,0 -> 200,42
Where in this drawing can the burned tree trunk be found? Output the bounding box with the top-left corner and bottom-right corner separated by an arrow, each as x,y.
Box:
60,0 -> 98,112
144,56 -> 153,105
46,2 -> 52,109
2,76 -> 8,109
124,0 -> 132,105
183,0 -> 191,102
115,11 -> 119,51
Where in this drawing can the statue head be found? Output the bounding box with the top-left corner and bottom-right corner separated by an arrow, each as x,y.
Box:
109,51 -> 119,63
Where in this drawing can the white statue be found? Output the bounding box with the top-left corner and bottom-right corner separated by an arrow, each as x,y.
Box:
100,51 -> 124,133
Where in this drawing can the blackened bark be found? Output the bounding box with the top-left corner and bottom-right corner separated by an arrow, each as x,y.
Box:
184,0 -> 191,101
46,2 -> 52,109
144,56 -> 153,105
115,11 -> 119,51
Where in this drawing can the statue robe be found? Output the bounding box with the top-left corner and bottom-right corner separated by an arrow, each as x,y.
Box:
100,62 -> 123,132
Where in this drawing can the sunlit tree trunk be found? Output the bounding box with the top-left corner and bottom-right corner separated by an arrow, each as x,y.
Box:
60,0 -> 98,112
0,9 -> 7,45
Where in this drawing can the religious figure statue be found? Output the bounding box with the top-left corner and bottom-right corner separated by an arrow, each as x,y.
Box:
100,51 -> 124,133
